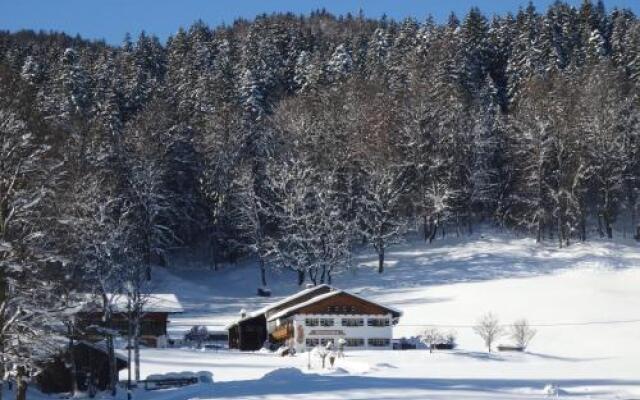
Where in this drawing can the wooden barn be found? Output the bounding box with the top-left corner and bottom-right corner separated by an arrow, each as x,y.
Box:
37,341 -> 127,394
227,313 -> 267,351
77,293 -> 184,348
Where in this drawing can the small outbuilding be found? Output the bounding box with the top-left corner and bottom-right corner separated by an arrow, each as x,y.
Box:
227,313 -> 267,351
76,293 -> 184,348
37,341 -> 127,394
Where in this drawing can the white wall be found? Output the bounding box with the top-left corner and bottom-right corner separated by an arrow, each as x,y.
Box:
287,313 -> 394,352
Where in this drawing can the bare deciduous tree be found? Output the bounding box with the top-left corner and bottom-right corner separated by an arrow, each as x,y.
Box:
473,313 -> 504,353
510,319 -> 536,350
420,328 -> 443,354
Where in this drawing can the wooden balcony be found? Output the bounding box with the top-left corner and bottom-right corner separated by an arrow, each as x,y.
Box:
270,323 -> 293,342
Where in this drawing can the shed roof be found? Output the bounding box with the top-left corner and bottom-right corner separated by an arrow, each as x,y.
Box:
79,293 -> 184,314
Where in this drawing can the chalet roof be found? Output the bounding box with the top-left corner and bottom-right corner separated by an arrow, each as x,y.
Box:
266,289 -> 402,322
223,308 -> 266,330
225,284 -> 402,330
79,340 -> 128,363
79,293 -> 184,314
49,338 -> 128,364
261,284 -> 332,316
224,284 -> 332,329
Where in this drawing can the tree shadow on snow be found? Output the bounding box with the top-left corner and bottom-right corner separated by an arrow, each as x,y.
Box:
525,351 -> 610,363
207,368 -> 640,398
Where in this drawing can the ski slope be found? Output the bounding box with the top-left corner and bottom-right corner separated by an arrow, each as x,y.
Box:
112,232 -> 640,400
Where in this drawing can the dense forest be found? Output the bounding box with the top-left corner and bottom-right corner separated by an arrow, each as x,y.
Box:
1,1 -> 640,396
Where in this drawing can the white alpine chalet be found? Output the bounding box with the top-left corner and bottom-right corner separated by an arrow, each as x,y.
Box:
227,285 -> 401,351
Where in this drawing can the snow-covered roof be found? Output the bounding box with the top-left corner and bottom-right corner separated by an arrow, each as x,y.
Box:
79,340 -> 128,363
224,309 -> 266,330
224,284 -> 332,329
224,284 -> 402,328
262,284 -> 332,314
266,289 -> 402,322
79,293 -> 184,314
267,291 -> 343,321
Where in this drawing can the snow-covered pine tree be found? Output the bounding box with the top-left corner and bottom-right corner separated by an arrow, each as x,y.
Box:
0,66 -> 67,400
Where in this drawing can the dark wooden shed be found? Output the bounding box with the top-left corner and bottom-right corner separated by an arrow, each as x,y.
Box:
227,314 -> 267,351
37,341 -> 127,394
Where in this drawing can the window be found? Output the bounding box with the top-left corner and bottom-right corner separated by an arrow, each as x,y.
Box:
320,338 -> 335,346
306,338 -> 319,347
319,318 -> 335,327
345,338 -> 365,347
367,318 -> 390,327
341,318 -> 364,327
328,305 -> 357,314
367,338 -> 390,347
305,318 -> 319,327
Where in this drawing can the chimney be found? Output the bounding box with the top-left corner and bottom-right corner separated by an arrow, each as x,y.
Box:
240,308 -> 247,318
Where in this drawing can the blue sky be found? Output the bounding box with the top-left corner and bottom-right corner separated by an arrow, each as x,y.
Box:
1,0 -> 638,45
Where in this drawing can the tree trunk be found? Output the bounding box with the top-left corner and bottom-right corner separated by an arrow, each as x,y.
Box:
259,258 -> 267,288
631,200 -> 637,240
536,220 -> 542,243
378,248 -> 385,274
108,335 -> 117,396
604,214 -> 613,239
127,299 -> 133,400
597,214 -> 604,238
308,268 -> 317,285
0,271 -> 5,400
15,367 -> 27,400
428,217 -> 438,244
558,215 -> 563,249
210,230 -> 218,271
134,317 -> 141,382
101,295 -> 117,397
423,215 -> 429,242
145,232 -> 153,280
297,270 -> 305,286
68,326 -> 79,395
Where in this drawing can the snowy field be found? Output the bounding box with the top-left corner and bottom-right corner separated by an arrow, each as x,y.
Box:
94,232 -> 640,400
15,232 -> 639,400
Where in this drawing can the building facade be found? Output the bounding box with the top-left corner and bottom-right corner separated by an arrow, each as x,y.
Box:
227,285 -> 401,352
77,293 -> 184,348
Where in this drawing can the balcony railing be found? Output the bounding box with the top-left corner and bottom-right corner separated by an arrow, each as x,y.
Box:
270,323 -> 293,342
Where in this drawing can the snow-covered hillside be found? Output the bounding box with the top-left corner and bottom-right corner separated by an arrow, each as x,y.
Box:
117,232 -> 640,400
153,232 -> 640,334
